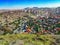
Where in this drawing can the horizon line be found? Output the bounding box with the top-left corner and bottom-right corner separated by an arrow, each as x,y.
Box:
0,6 -> 60,10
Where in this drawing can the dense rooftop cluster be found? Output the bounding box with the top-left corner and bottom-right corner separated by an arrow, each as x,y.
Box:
0,7 -> 60,35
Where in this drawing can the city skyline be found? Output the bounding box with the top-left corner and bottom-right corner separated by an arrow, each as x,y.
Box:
0,0 -> 60,9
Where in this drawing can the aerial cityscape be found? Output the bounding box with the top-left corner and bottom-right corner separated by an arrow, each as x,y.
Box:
0,0 -> 60,45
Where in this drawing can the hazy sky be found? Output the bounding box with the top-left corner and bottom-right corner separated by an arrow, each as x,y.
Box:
0,0 -> 60,9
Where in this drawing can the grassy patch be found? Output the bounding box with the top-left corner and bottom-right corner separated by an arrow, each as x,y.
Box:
0,34 -> 55,45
